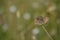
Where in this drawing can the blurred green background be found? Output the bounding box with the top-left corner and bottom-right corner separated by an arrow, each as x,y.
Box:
0,0 -> 60,40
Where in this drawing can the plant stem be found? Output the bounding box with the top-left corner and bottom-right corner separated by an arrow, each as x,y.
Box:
42,25 -> 53,40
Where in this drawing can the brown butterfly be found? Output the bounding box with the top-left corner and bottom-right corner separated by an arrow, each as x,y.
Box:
35,16 -> 49,25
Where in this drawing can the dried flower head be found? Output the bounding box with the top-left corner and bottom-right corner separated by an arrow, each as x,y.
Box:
35,16 -> 49,25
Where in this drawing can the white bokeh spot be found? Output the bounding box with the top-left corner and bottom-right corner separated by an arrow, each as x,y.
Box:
32,28 -> 39,35
9,5 -> 17,13
23,12 -> 31,20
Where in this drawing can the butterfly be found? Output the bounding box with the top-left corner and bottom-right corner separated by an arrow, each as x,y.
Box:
35,16 -> 49,25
